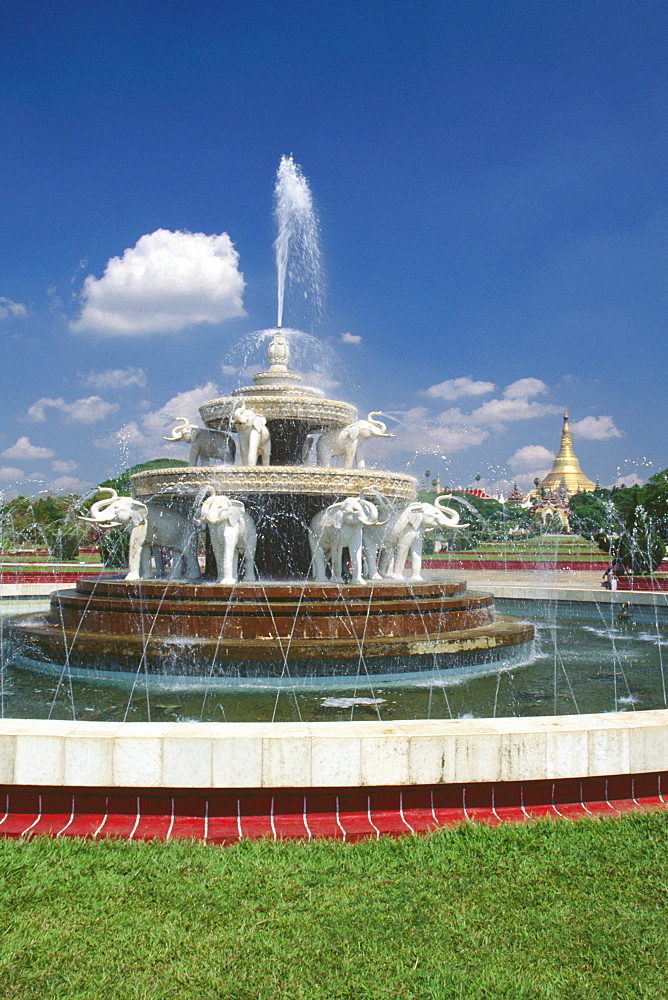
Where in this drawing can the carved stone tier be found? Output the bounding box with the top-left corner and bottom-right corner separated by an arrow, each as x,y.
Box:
9,579 -> 534,682
199,394 -> 357,431
131,466 -> 417,503
130,466 -> 418,578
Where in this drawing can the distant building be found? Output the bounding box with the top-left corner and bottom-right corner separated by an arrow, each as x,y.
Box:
506,483 -> 524,504
458,488 -> 492,500
535,412 -> 595,497
531,480 -> 571,530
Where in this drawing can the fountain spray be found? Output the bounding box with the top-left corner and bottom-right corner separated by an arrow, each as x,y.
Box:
273,155 -> 325,330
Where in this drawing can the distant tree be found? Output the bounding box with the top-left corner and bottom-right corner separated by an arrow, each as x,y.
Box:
0,493 -> 87,552
48,528 -> 81,560
98,526 -> 130,569
542,513 -> 566,535
97,458 -> 189,497
596,487 -> 666,574
617,500 -> 666,574
640,469 -> 668,536
568,491 -> 610,538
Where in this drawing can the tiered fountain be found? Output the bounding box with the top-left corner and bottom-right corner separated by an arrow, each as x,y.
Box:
7,156 -> 533,689
8,324 -> 533,687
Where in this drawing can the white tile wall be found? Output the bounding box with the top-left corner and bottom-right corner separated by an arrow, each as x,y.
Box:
0,711 -> 666,789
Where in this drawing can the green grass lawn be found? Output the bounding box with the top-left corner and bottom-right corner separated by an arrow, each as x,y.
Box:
1,814 -> 667,998
431,537 -> 607,561
0,551 -> 103,567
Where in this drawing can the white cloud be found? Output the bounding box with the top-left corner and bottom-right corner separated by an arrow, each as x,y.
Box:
385,376 -> 561,462
513,469 -> 553,490
141,382 -> 219,438
94,421 -> 146,452
49,475 -> 88,494
570,415 -> 621,440
95,382 -> 220,460
80,367 -> 147,390
470,395 -> 560,428
2,436 -> 55,460
508,445 -> 555,471
51,460 -> 77,473
0,297 -> 26,319
385,407 -> 490,456
71,229 -> 246,335
503,378 -> 549,400
301,370 -> 340,393
615,473 -> 643,488
0,466 -> 25,482
340,332 -> 362,345
26,395 -> 118,424
423,377 -> 495,401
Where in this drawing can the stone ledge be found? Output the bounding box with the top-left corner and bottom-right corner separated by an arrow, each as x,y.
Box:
0,712 -> 666,789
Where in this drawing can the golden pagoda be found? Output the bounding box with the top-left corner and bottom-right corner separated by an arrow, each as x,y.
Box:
535,412 -> 595,496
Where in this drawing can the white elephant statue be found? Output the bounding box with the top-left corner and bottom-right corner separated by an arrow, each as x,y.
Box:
309,495 -> 386,585
233,401 -> 271,466
316,412 -> 394,468
197,488 -> 257,584
81,488 -> 201,581
363,495 -> 468,583
163,417 -> 236,466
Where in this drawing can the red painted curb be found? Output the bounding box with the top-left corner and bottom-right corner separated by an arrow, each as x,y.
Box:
616,578 -> 668,591
1,773 -> 665,842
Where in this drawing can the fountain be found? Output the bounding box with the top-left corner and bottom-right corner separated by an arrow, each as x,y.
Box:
6,337 -> 534,689
6,155 -> 533,690
1,158 -> 665,841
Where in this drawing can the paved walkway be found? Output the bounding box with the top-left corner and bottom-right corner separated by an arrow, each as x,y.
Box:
424,567 -> 668,608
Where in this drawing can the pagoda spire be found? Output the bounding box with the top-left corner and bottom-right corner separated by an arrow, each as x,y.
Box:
535,411 -> 595,496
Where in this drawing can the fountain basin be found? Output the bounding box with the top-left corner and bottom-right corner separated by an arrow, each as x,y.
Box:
6,578 -> 533,684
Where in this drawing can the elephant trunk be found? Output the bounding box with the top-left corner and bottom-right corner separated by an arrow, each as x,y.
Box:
85,486 -> 118,523
367,412 -> 394,437
163,416 -> 192,442
80,488 -> 120,524
434,495 -> 469,529
357,497 -> 383,526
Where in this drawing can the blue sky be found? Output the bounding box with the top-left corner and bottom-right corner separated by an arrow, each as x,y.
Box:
1,0 -> 666,499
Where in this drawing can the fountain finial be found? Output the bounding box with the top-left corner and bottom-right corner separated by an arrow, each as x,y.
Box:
246,328 -> 303,391
267,329 -> 289,372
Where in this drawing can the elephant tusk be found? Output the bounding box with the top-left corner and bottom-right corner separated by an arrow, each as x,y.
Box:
79,516 -> 121,528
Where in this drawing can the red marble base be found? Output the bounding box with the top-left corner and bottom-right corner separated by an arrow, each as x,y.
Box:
616,577 -> 668,591
1,773 -> 665,842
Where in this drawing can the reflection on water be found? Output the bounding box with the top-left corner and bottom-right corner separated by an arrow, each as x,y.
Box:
1,598 -> 666,723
